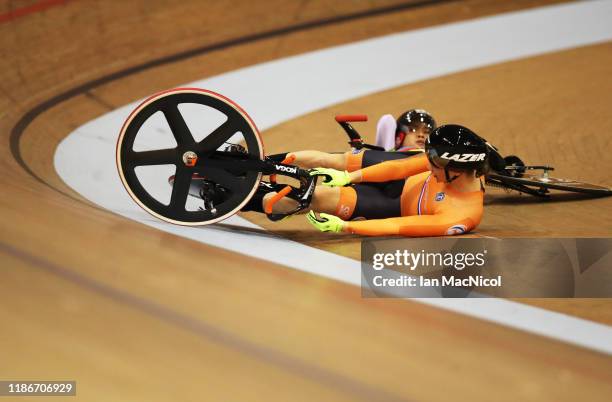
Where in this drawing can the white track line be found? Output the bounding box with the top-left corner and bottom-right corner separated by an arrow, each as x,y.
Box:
55,1 -> 612,354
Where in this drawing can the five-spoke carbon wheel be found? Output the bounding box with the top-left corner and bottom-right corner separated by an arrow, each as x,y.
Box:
116,88 -> 263,225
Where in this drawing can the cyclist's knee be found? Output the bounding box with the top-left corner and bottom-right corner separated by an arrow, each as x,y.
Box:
311,185 -> 341,213
289,150 -> 320,168
322,153 -> 347,170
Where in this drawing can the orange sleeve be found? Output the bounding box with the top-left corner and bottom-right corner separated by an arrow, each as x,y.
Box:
360,153 -> 429,182
345,212 -> 477,237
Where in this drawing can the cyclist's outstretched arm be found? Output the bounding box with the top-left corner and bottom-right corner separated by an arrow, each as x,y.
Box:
345,212 -> 478,237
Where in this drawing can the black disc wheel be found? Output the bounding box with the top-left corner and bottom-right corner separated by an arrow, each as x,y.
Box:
116,88 -> 263,225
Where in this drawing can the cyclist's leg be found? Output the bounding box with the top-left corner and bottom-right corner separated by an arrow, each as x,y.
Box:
267,149 -> 413,171
287,148 -> 410,171
262,183 -> 400,221
350,184 -> 401,219
286,150 -> 348,170
309,184 -> 402,220
346,149 -> 413,174
360,149 -> 412,168
261,184 -> 341,215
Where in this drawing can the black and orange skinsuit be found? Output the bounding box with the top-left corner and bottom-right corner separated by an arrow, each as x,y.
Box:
335,153 -> 484,237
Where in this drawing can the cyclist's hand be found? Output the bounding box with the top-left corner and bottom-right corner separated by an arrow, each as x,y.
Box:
309,168 -> 351,187
306,211 -> 346,233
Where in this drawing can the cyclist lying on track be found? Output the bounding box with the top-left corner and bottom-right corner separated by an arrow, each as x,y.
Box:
242,124 -> 489,237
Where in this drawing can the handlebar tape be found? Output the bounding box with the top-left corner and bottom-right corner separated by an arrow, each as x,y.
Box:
335,115 -> 367,123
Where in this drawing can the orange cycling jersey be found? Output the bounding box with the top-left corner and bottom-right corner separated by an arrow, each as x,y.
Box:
344,153 -> 484,237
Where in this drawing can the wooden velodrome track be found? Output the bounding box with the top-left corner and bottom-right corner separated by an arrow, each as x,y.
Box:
1,0 -> 611,401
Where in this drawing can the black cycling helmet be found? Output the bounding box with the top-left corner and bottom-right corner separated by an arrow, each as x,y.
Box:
395,109 -> 436,149
425,124 -> 489,182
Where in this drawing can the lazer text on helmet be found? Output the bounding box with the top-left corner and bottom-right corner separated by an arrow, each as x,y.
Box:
440,152 -> 486,162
